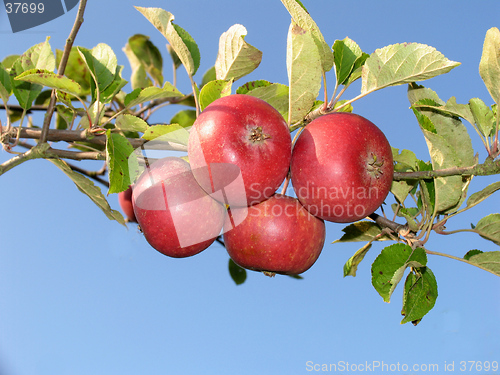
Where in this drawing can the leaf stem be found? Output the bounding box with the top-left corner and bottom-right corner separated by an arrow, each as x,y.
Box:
425,248 -> 499,277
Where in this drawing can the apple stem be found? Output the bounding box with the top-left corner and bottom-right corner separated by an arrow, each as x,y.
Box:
262,271 -> 276,277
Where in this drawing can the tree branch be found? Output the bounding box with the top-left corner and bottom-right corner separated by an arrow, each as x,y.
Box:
2,126 -> 187,151
39,0 -> 87,144
393,158 -> 500,180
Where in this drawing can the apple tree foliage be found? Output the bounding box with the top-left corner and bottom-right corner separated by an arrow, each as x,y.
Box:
1,0 -> 500,325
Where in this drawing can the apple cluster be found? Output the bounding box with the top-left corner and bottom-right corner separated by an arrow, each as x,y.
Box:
119,94 -> 393,276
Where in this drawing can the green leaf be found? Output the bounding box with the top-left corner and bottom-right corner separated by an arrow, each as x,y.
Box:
479,27 -> 500,105
124,82 -> 183,108
391,148 -> 419,204
77,44 -> 121,103
421,129 -> 465,213
199,79 -> 232,111
201,66 -> 216,87
416,160 -> 435,214
229,258 -> 247,285
135,7 -> 200,76
56,47 -> 91,95
236,80 -> 271,94
100,65 -> 128,104
141,124 -> 190,146
333,37 -> 365,85
246,83 -> 289,122
15,69 -> 82,96
469,97 -> 496,137
2,55 -> 20,69
362,43 -> 460,95
55,104 -> 75,130
467,251 -> 500,276
49,159 -> 126,226
371,244 -> 427,303
286,20 -> 322,124
128,34 -> 163,86
215,24 -> 263,81
106,130 -> 139,195
11,38 -> 55,110
334,221 -> 389,243
409,85 -> 475,213
123,42 -> 151,90
115,114 -> 149,133
463,249 -> 483,261
0,63 -> 12,105
78,100 -> 104,129
413,96 -> 475,126
167,44 -> 182,70
401,267 -> 438,325
474,213 -> 500,246
280,0 -> 334,72
467,181 -> 500,208
170,109 -> 197,129
343,242 -> 372,277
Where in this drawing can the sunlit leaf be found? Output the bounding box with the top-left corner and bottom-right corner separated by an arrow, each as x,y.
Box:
286,20 -> 322,124
199,79 -> 232,111
333,37 -> 365,85
343,242 -> 372,277
124,82 -> 183,108
141,124 -> 190,146
281,0 -> 334,72
15,69 -> 82,96
215,24 -> 262,81
246,83 -> 289,122
123,42 -> 152,90
467,181 -> 500,208
467,251 -> 500,276
115,114 -> 149,133
11,37 -> 55,110
469,97 -> 496,137
362,43 -> 460,95
128,34 -> 163,86
135,7 -> 200,76
474,213 -> 500,246
479,27 -> 500,105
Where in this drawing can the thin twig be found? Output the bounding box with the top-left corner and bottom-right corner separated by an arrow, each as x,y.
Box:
39,0 -> 87,144
66,161 -> 109,187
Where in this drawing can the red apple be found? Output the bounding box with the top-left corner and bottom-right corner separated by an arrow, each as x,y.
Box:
188,94 -> 292,207
290,112 -> 393,223
118,186 -> 136,223
132,157 -> 226,258
223,194 -> 325,275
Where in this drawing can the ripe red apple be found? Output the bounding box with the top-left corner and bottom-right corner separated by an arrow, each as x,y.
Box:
132,157 -> 226,258
223,194 -> 325,275
188,94 -> 292,207
290,112 -> 393,223
118,186 -> 136,223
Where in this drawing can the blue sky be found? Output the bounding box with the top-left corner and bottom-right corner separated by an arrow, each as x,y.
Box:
1,1 -> 499,374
